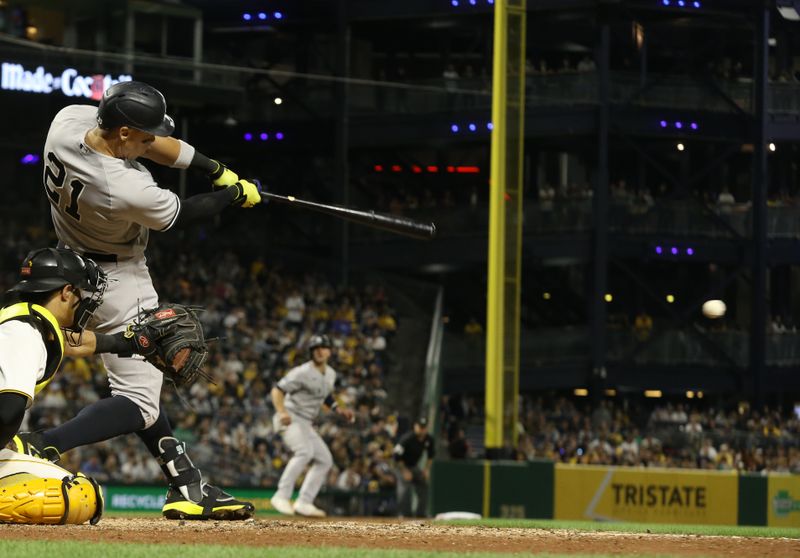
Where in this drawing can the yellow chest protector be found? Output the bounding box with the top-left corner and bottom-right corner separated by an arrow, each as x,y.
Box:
0,303 -> 65,394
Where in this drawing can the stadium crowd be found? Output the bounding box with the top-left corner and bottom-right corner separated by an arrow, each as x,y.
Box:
441,393 -> 800,473
2,229 -> 403,510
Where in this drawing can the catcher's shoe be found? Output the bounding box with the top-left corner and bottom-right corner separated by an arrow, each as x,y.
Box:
162,483 -> 254,520
11,432 -> 61,462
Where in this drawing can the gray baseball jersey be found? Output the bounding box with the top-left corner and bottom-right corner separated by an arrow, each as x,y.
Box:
276,360 -> 336,422
43,105 -> 180,259
41,104 -> 179,428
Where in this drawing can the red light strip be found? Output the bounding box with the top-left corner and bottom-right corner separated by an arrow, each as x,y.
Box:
372,165 -> 480,174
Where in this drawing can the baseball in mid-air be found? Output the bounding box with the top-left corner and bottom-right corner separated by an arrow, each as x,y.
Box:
702,299 -> 726,319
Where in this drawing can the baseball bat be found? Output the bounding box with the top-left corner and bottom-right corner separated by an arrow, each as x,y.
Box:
259,192 -> 437,240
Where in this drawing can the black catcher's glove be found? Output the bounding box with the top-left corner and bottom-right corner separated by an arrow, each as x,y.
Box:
125,303 -> 211,387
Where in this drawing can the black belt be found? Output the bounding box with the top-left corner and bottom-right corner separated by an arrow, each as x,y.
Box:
84,251 -> 118,263
56,242 -> 119,263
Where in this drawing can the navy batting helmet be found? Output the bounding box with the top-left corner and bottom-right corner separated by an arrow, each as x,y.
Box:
308,334 -> 332,356
96,81 -> 175,136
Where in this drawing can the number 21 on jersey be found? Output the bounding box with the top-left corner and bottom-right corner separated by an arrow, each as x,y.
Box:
44,151 -> 85,221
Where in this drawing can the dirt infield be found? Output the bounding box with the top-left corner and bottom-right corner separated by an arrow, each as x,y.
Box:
1,518 -> 799,556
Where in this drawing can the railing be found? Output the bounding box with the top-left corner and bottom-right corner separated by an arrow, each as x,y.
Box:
3,34 -> 800,118
443,328 -> 800,369
355,201 -> 800,240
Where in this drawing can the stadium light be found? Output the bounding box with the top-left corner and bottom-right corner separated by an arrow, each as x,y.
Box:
258,12 -> 267,20
644,390 -> 662,398
259,132 -> 268,141
604,293 -> 613,302
574,388 -> 589,397
243,132 -> 253,141
243,13 -> 252,21
276,132 -> 284,140
543,292 -> 551,300
274,11 -> 283,19
666,294 -> 675,303
777,0 -> 800,20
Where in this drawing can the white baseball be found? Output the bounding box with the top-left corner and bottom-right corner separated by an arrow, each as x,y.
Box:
702,299 -> 726,319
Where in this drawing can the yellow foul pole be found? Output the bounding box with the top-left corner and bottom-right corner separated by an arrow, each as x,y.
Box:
485,0 -> 526,464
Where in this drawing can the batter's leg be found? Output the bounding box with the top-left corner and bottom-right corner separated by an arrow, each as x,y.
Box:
36,396 -> 145,457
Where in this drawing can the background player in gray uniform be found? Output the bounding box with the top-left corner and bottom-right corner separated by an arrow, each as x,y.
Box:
26,81 -> 261,520
270,334 -> 354,517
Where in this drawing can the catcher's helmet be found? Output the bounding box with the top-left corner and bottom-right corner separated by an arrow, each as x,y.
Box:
96,81 -> 175,136
9,248 -> 105,294
8,248 -> 108,331
308,334 -> 332,356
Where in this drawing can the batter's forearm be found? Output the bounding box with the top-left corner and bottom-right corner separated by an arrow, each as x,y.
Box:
170,188 -> 236,229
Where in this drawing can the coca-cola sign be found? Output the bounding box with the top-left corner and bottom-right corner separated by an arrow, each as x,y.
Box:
1,62 -> 132,99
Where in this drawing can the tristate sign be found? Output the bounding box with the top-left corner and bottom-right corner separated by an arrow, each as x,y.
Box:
1,62 -> 132,99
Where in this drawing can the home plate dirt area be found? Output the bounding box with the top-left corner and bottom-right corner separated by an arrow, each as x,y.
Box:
1,518 -> 798,556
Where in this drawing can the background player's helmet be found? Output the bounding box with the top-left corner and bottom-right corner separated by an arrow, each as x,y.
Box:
308,334 -> 332,356
96,81 -> 175,136
8,248 -> 108,331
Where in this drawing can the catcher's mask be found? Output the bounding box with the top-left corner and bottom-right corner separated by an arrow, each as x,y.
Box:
308,333 -> 332,358
8,247 -> 108,336
70,256 -> 107,333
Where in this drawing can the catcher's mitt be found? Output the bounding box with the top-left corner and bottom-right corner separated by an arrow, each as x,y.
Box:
125,303 -> 211,387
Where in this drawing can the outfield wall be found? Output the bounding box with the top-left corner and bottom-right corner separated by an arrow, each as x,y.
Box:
431,460 -> 800,527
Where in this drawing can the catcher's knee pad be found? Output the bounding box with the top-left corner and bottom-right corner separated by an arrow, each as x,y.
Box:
158,437 -> 203,504
0,472 -> 103,525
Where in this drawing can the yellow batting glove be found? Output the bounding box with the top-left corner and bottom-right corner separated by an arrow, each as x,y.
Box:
209,160 -> 239,189
228,179 -> 262,208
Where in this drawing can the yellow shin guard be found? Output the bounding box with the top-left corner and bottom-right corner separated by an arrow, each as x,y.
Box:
0,472 -> 103,525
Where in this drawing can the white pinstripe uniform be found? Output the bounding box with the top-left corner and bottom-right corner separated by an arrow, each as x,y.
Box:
273,360 -> 336,504
43,105 -> 180,428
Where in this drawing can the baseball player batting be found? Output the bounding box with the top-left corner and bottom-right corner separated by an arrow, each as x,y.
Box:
20,81 -> 260,520
270,334 -> 354,517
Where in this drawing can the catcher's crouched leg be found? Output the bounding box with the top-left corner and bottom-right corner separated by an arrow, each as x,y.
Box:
0,472 -> 103,525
